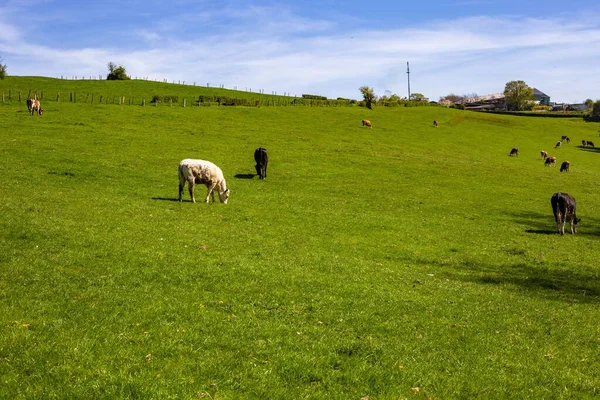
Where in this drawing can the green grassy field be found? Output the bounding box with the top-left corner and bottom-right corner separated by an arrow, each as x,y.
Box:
1,77 -> 599,399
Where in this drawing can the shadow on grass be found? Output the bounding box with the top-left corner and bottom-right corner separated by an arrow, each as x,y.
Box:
152,197 -> 183,202
235,173 -> 256,179
578,145 -> 600,153
410,255 -> 600,304
508,210 -> 600,237
446,261 -> 600,304
524,229 -> 555,235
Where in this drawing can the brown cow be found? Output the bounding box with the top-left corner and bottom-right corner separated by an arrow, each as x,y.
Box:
509,148 -> 519,157
551,192 -> 580,235
544,156 -> 557,167
560,161 -> 570,172
540,150 -> 548,159
362,119 -> 372,128
26,98 -> 43,115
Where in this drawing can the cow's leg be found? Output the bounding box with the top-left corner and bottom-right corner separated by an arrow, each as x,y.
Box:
178,182 -> 184,202
554,211 -> 562,235
187,180 -> 196,203
568,215 -> 575,234
205,183 -> 216,203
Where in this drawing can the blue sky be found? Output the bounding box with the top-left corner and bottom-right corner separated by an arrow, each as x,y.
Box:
1,0 -> 599,103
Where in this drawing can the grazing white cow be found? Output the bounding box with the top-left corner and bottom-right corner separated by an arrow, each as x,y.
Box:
178,159 -> 230,204
540,150 -> 548,160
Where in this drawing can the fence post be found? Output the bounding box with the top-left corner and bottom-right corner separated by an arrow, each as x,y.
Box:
183,99 -> 186,108
142,99 -> 146,106
99,95 -> 103,103
91,94 -> 94,104
170,99 -> 172,107
57,93 -> 60,102
18,92 -> 21,101
2,92 -> 4,103
8,89 -> 11,100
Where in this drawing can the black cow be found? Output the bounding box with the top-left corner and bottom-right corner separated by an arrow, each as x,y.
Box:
551,192 -> 581,235
254,147 -> 268,180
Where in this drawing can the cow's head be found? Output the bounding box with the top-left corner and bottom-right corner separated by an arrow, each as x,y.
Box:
219,188 -> 230,204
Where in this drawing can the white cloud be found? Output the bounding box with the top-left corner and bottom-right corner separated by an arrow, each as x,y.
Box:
1,6 -> 599,103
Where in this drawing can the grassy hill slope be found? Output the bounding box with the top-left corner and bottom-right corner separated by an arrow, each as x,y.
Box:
0,76 -> 338,105
1,78 -> 600,398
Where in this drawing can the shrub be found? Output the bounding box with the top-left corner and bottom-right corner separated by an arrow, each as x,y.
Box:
151,95 -> 179,104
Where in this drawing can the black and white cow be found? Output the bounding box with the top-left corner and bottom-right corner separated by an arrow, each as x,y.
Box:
254,147 -> 268,180
551,192 -> 580,235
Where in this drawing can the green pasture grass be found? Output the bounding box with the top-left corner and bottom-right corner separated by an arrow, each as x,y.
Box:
1,79 -> 600,399
0,76 -> 322,106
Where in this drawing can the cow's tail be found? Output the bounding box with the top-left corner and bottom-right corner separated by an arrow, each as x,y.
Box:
178,162 -> 185,184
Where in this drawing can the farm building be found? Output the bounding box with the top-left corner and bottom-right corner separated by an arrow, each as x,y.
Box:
533,88 -> 551,105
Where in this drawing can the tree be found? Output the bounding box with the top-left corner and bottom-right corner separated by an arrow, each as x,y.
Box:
503,80 -> 534,111
592,100 -> 600,118
409,93 -> 428,102
0,56 -> 7,80
359,86 -> 376,109
584,98 -> 594,110
107,62 -> 130,80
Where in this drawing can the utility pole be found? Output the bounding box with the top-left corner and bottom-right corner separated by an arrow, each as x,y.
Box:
407,62 -> 411,100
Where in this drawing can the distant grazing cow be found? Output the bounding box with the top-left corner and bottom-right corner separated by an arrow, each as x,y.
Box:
26,98 -> 42,115
540,150 -> 548,159
509,147 -> 519,157
582,140 -> 587,146
551,192 -> 580,235
254,147 -> 268,180
587,141 -> 595,148
544,156 -> 557,167
362,119 -> 372,128
433,120 -> 439,128
554,141 -> 562,149
178,159 -> 230,204
561,136 -> 570,143
560,160 -> 571,172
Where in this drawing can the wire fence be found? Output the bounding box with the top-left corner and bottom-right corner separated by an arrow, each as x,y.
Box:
1,88 -> 359,108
